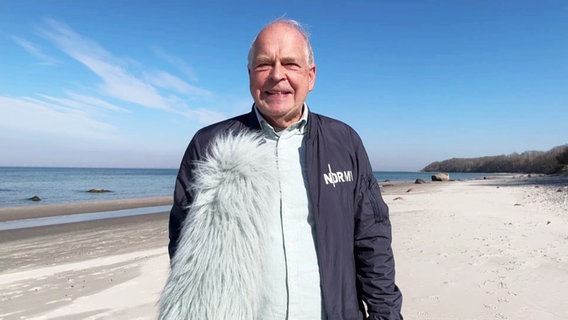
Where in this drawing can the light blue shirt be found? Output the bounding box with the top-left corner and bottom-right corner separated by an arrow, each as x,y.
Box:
255,105 -> 325,320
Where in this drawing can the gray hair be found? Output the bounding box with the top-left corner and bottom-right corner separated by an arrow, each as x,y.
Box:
247,19 -> 315,69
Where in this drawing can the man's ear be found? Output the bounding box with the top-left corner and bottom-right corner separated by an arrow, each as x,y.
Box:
308,64 -> 316,91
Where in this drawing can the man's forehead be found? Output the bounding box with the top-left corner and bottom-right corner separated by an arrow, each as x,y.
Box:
253,30 -> 307,58
255,23 -> 306,47
258,22 -> 302,38
253,54 -> 303,63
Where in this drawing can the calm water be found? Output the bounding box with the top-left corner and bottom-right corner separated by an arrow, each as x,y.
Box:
0,167 -> 498,208
0,167 -> 177,208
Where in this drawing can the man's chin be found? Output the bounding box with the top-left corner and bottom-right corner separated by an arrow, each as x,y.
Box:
257,103 -> 293,116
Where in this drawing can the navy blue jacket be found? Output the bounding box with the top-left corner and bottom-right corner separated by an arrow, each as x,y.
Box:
169,108 -> 403,320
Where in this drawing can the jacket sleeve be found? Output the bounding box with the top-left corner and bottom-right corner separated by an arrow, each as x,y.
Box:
168,135 -> 202,259
352,134 -> 403,320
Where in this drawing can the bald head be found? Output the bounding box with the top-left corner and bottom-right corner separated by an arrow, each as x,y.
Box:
248,19 -> 315,69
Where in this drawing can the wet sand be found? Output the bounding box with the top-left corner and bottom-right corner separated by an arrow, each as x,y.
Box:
0,196 -> 172,222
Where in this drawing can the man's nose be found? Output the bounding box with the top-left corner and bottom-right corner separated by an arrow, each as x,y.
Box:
269,63 -> 285,81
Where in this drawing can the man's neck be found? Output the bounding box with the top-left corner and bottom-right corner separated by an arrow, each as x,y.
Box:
255,105 -> 306,130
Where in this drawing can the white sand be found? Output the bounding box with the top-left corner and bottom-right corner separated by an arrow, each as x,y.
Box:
27,250 -> 168,320
1,177 -> 566,319
388,178 -> 568,319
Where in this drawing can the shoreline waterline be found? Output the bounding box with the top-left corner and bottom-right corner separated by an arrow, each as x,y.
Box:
0,196 -> 172,222
0,205 -> 171,231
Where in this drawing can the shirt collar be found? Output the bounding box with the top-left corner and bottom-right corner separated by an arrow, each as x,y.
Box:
254,104 -> 309,136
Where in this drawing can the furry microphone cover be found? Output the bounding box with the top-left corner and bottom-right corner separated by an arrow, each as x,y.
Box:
159,131 -> 278,320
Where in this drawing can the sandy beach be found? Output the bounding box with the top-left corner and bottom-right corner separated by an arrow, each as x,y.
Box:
1,176 -> 567,320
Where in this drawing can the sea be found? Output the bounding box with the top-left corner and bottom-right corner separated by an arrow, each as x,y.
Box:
0,167 -> 499,208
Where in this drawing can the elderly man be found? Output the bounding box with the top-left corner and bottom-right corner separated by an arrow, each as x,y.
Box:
160,19 -> 403,320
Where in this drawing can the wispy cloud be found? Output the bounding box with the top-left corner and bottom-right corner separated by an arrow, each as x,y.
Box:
38,92 -> 131,115
0,18 -> 232,167
0,95 -> 146,168
0,95 -> 119,140
144,70 -> 212,97
180,108 -> 226,125
151,46 -> 199,82
38,18 -> 220,120
64,91 -> 131,113
0,86 -> 131,155
10,35 -> 59,65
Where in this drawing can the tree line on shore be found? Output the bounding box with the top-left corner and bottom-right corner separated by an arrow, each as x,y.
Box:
422,144 -> 568,174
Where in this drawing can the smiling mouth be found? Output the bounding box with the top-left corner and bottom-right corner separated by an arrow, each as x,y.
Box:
265,90 -> 292,96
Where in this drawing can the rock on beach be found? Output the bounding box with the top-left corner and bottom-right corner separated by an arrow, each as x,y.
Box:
431,173 -> 450,181
87,189 -> 112,193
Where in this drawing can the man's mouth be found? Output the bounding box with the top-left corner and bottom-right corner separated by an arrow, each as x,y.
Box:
265,90 -> 292,96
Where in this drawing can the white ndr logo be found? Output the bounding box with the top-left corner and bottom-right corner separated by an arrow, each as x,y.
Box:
323,164 -> 353,187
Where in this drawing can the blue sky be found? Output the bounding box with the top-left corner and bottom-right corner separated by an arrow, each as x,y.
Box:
1,1 -> 566,171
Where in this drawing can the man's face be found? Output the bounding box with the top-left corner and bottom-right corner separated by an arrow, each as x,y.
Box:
248,23 -> 316,128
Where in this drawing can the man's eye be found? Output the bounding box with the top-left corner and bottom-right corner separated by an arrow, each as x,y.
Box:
285,63 -> 301,70
255,64 -> 271,71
